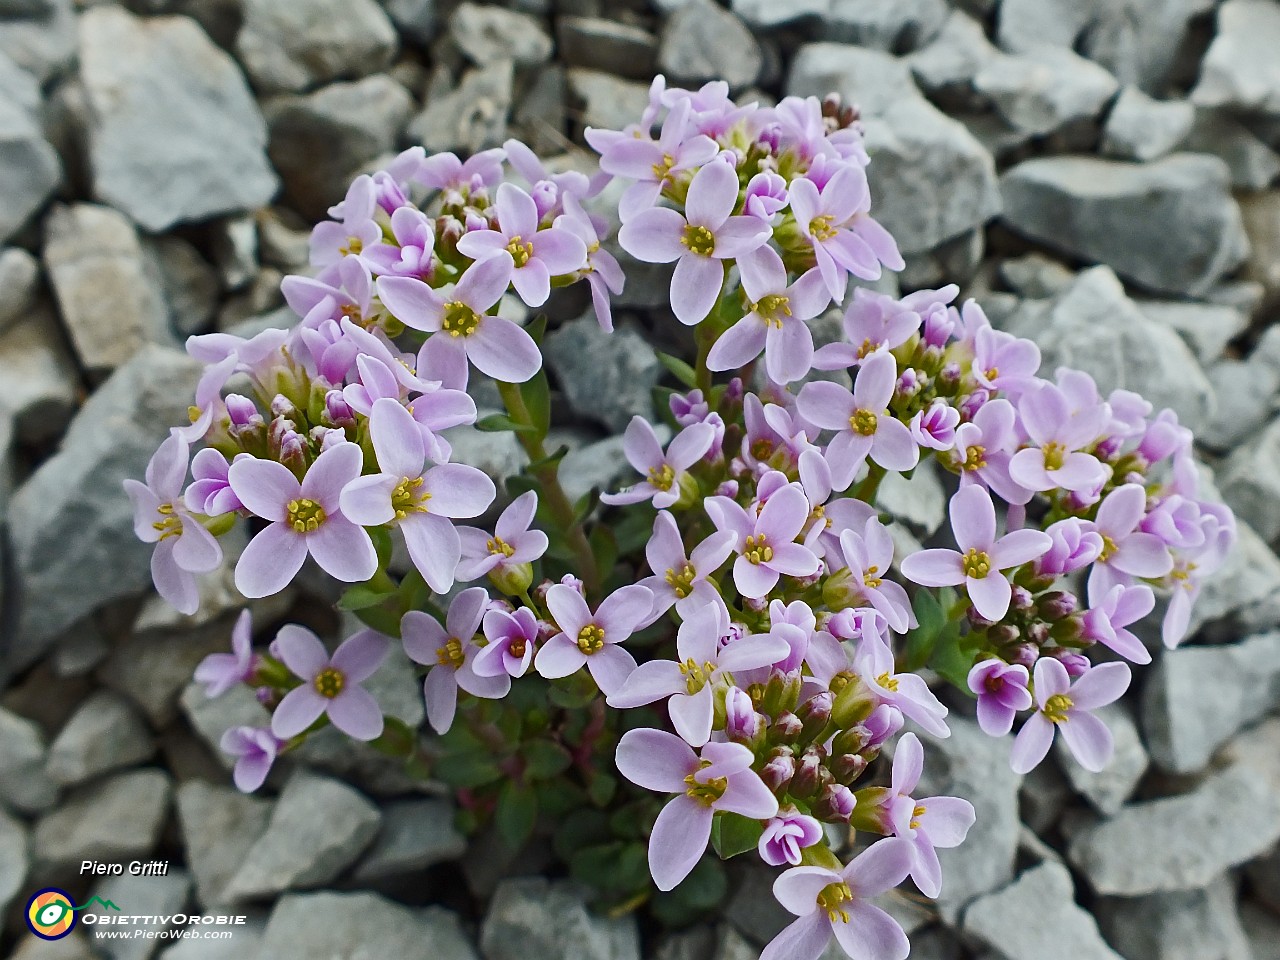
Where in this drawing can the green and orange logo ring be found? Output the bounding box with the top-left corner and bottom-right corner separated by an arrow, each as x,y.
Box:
26,888 -> 77,940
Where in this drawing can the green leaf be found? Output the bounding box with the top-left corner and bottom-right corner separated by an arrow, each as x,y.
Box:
526,444 -> 568,472
368,716 -> 416,757
522,739 -> 573,779
710,812 -> 764,860
656,352 -> 698,389
589,524 -> 618,580
587,772 -> 617,807
368,526 -> 394,569
526,313 -> 548,345
337,582 -> 396,611
520,369 -> 552,439
434,751 -> 504,789
476,413 -> 537,434
570,842 -> 648,896
902,587 -> 947,672
495,780 -> 538,850
352,605 -> 403,638
651,856 -> 728,927
929,620 -> 980,690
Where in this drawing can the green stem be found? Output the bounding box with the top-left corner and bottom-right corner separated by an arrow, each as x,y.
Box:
695,321 -> 715,395
497,380 -> 602,598
852,463 -> 887,504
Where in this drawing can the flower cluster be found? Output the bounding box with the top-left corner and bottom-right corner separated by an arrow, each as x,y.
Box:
131,77 -> 1234,960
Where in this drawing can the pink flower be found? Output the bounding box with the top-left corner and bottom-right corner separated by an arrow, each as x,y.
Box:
1009,381 -> 1109,494
901,485 -> 1051,622
909,401 -> 959,451
271,625 -> 389,741
707,483 -> 820,599
966,659 -> 1032,737
194,609 -> 256,698
456,490 -> 549,583
970,324 -> 1040,395
403,588 -> 509,734
340,398 -> 495,593
310,175 -> 382,268
220,726 -> 283,793
950,397 -> 1030,506
535,583 -> 653,695
560,193 -> 625,332
797,351 -> 919,490
812,286 -> 941,370
600,418 -> 715,509
1010,658 -> 1131,774
362,205 -> 436,279
615,728 -> 778,890
833,518 -> 913,634
1086,484 -> 1174,596
377,254 -> 542,384
637,510 -> 734,622
474,606 -> 539,679
184,448 -> 243,516
619,159 -> 772,325
759,809 -> 824,866
1081,582 -> 1155,665
456,183 -> 588,307
763,838 -> 914,960
229,441 -> 377,598
854,638 -> 949,739
884,734 -> 975,898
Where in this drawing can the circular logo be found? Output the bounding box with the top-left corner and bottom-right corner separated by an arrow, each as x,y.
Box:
26,888 -> 77,940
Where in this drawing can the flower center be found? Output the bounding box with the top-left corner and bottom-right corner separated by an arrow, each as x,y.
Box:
857,338 -> 878,360
340,236 -> 363,256
647,463 -> 675,491
909,803 -> 926,830
963,445 -> 987,471
152,503 -> 184,541
817,881 -> 854,923
984,675 -> 1005,695
744,533 -> 774,565
487,536 -> 515,558
1099,534 -> 1118,563
850,408 -> 878,436
506,235 -> 533,268
681,224 -> 716,256
809,214 -> 838,242
313,667 -> 345,699
683,759 -> 728,807
1042,441 -> 1067,472
680,658 -> 718,695
508,636 -> 527,659
436,637 -> 465,668
829,670 -> 855,692
665,562 -> 696,599
577,624 -> 606,655
651,153 -> 676,183
391,476 -> 430,519
961,548 -> 992,579
877,672 -> 899,692
1044,693 -> 1073,723
752,293 -> 791,328
287,498 -> 326,533
985,366 -> 999,381
863,564 -> 882,589
442,300 -> 482,337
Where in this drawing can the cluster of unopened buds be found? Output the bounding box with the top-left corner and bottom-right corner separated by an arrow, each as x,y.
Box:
128,76 -> 1235,960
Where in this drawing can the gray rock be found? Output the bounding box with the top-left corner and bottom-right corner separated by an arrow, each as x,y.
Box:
556,429 -> 666,506
259,891 -> 477,960
787,43 -> 920,120
44,203 -> 171,376
0,707 -> 58,813
566,68 -> 650,133
999,253 -> 1077,300
1144,630 -> 1280,774
1102,87 -> 1195,163
0,806 -> 28,916
179,682 -> 267,772
46,691 -> 155,786
409,60 -> 513,156
441,423 -> 527,487
223,770 -> 380,901
1246,846 -> 1280,915
0,245 -> 39,332
915,716 -> 1021,922
353,797 -> 466,882
210,215 -> 258,293
1193,0 -> 1280,116
1068,722 -> 1280,895
824,0 -> 949,52
731,0 -> 828,29
1242,903 -> 1280,960
974,47 -> 1119,137
658,0 -> 761,90
79,7 -> 278,232
449,2 -> 550,67
176,780 -> 271,908
555,17 -> 656,83
1219,417 -> 1280,544
1136,300 -> 1249,365
481,878 -> 640,960
268,73 -> 414,222
236,0 -> 397,95
1240,190 -> 1280,302
1023,268 -> 1215,435
144,236 -> 221,338
876,458 -> 945,537
1096,876 -> 1253,960
1056,703 -> 1147,815
87,870 -> 191,960
9,346 -> 202,665
1019,758 -> 1073,836
1000,154 -> 1249,298
906,11 -> 999,106
256,208 -> 311,273
33,770 -> 171,872
0,303 -> 78,444
159,919 -> 265,960
1183,109 -> 1280,191
543,319 -> 662,433
10,930 -> 97,960
381,0 -> 436,45
0,0 -> 75,84
1203,357 -> 1277,452
1189,518 -> 1280,636
963,862 -> 1124,960
0,65 -> 60,243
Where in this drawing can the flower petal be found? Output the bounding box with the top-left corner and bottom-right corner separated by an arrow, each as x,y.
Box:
648,795 -> 713,891
615,727 -> 695,792
272,686 -> 327,739
327,685 -> 384,741
235,523 -> 308,598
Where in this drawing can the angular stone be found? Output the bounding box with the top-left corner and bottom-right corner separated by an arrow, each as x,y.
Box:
179,682 -> 268,772
86,870 -> 190,960
0,302 -> 78,445
11,930 -> 96,960
964,862 -> 1124,960
1189,518 -> 1280,636
823,0 -> 949,52
543,319 -> 663,433
223,770 -> 380,901
659,0 -> 761,90
8,346 -> 201,665
1096,876 -> 1253,960
353,797 -> 466,882
1239,190 -> 1280,302
236,0 -> 396,95
175,780 -> 271,908
1246,847 -> 1280,915
906,11 -> 999,107
0,245 -> 39,332
1193,0 -> 1280,115
0,707 -> 58,814
449,2 -> 550,67
555,17 -> 656,82
1136,300 -> 1248,365
1183,109 -> 1280,191
481,878 -> 639,960
79,7 -> 278,232
876,458 -> 945,537
381,0 -> 436,45
44,203 -> 171,376
788,43 -> 920,119
33,770 -> 171,872
0,65 -> 59,242
731,0 -> 828,29
158,919 -> 265,960
1219,417 -> 1280,543
409,61 -> 512,156
1102,87 -> 1195,162
0,806 -> 27,917
46,691 -> 155,786
975,48 -> 1119,137
1056,703 -> 1147,815
1242,903 -> 1280,960
258,892 -> 478,960
267,73 -> 414,222
1001,154 -> 1249,298
0,0 -> 76,85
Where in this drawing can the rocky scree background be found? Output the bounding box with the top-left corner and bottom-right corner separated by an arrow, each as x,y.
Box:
4,0 -> 1280,958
